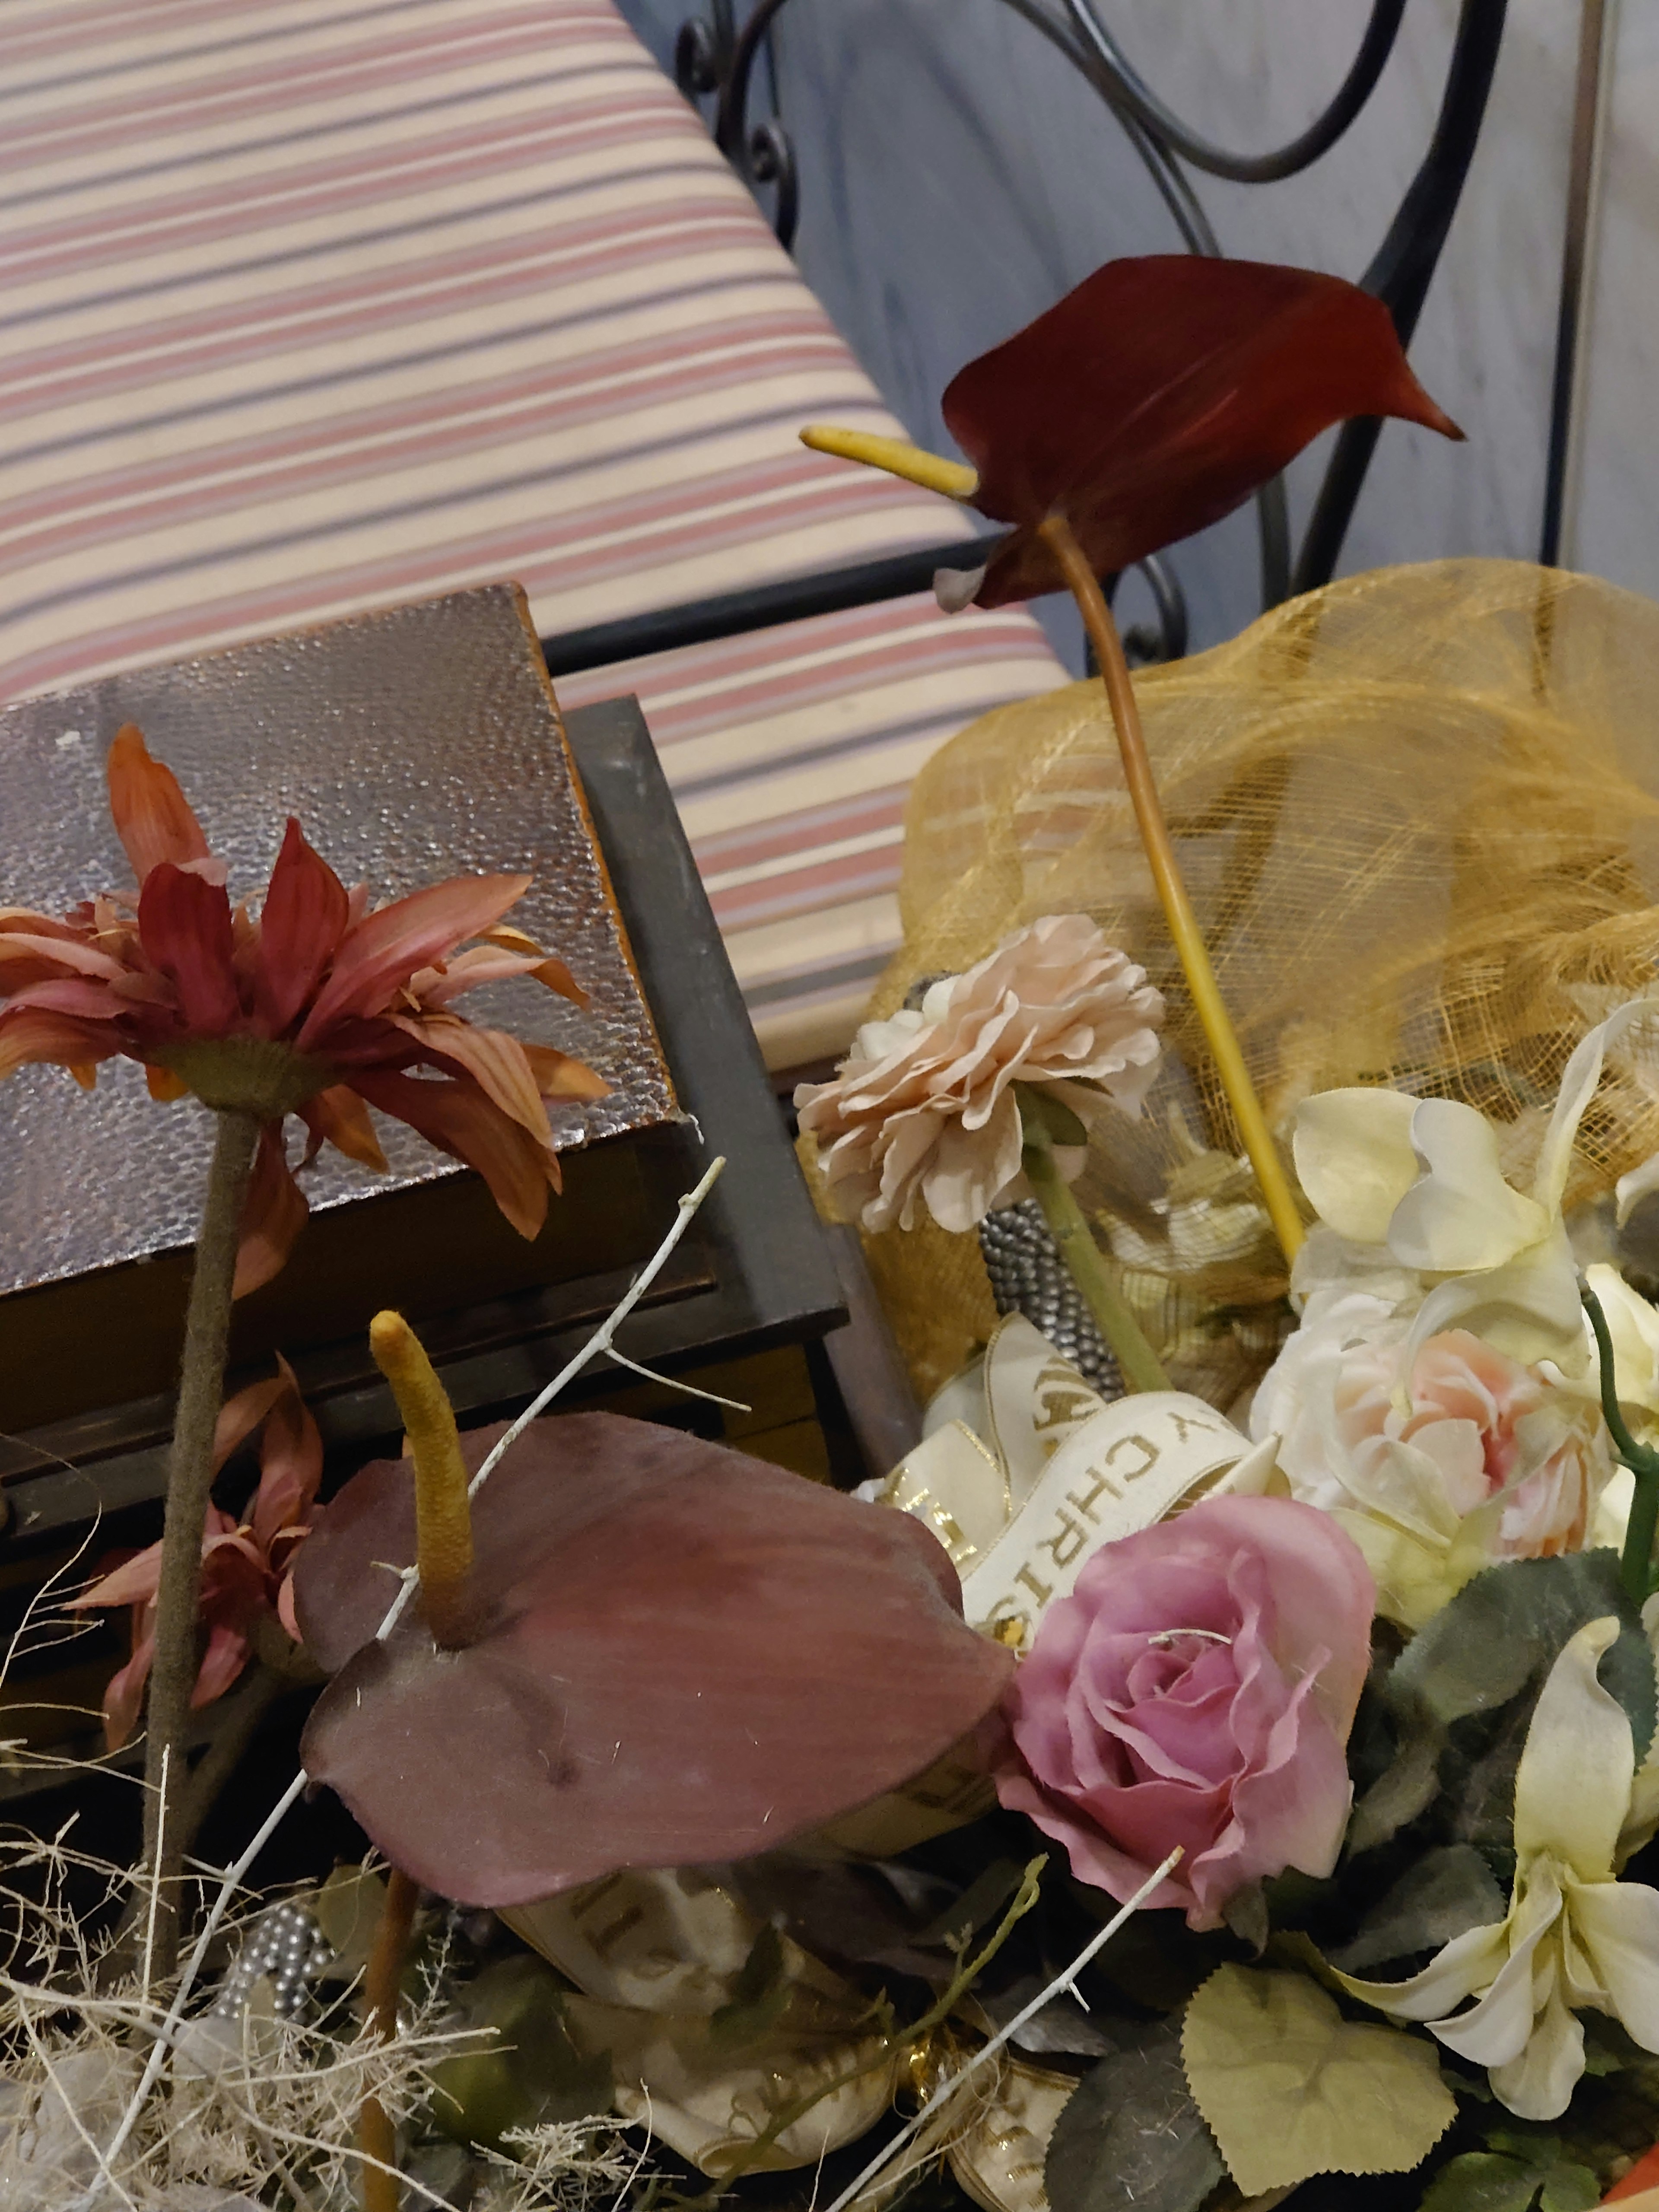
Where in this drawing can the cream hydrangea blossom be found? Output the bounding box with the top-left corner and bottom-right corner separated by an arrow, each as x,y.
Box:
1338,1616 -> 1659,2119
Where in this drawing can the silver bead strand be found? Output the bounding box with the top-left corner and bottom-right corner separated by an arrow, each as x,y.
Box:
978,1199 -> 1124,1399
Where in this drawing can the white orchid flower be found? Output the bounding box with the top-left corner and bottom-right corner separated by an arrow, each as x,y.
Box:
1586,1261 -> 1659,1427
1293,998 -> 1659,1374
1338,1617 -> 1659,2118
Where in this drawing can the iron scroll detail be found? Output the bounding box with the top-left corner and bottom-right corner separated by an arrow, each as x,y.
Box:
674,0 -> 1507,636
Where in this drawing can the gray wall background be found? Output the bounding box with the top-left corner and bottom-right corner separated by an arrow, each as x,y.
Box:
617,0 -> 1650,668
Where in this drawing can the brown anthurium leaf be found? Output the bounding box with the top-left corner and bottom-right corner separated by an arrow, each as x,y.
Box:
294,1411 -> 1014,1907
941,255 -> 1463,607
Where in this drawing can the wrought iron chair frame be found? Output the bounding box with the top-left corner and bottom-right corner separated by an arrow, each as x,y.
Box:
533,0 -> 1506,676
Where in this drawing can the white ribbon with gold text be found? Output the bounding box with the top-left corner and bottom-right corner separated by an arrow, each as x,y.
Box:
876,1315 -> 1278,1651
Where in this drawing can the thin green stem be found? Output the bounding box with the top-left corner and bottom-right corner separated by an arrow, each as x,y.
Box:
1583,1280 -> 1659,1604
142,1104 -> 259,1977
1021,1125 -> 1170,1394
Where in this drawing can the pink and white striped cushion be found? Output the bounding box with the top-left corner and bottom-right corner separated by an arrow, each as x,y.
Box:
559,594 -> 1065,1068
0,0 -> 1066,1060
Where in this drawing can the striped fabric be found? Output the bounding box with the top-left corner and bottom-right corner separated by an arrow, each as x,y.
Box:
0,0 -> 1067,1060
559,594 -> 1065,1069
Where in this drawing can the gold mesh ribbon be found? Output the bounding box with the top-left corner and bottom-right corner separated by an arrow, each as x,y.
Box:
861,558 -> 1659,1408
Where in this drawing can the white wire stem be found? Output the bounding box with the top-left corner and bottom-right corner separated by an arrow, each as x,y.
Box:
603,1344 -> 750,1413
97,1152 -> 728,2183
816,1847 -> 1185,2212
94,1767 -> 311,2188
374,1151 -> 728,1642
470,1154 -> 728,1491
139,1745 -> 167,2009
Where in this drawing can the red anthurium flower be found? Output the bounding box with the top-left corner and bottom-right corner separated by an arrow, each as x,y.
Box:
72,1356 -> 323,1748
0,728 -> 607,1294
293,1412 -> 1015,1907
938,256 -> 1463,608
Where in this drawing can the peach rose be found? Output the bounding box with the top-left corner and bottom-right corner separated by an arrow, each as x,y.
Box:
795,915 -> 1163,1233
1253,1297 -> 1616,1624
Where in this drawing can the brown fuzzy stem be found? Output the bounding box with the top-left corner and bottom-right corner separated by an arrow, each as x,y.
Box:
141,1105 -> 259,1977
172,1660 -> 288,1859
359,1868 -> 419,2212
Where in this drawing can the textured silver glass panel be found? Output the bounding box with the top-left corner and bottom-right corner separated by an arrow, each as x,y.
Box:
0,585 -> 675,1298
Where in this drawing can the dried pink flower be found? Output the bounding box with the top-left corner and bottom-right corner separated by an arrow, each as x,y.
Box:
795,915 -> 1163,1233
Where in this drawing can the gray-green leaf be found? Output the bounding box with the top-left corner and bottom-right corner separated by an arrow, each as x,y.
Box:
1045,2018 -> 1222,2212
1331,1846 -> 1506,1974
1395,1552 -> 1653,1761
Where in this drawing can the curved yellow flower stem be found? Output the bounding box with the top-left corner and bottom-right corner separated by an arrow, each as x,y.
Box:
798,421 -> 1303,1265
1036,515 -> 1305,1264
369,1310 -> 475,1649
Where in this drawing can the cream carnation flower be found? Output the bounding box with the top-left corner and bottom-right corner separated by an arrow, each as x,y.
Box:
795,915 -> 1163,1233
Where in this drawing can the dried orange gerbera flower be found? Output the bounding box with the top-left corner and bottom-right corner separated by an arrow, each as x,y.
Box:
0,724 -> 606,1959
0,726 -> 606,1292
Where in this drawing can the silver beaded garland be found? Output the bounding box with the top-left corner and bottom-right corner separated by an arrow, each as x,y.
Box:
211,1898 -> 334,2021
978,1199 -> 1124,1399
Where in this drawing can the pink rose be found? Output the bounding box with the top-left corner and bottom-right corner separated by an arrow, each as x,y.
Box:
992,1496 -> 1373,1929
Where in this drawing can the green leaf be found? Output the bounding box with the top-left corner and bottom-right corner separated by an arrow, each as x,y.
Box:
1045,2018 -> 1222,2212
1394,1552 -> 1653,1761
915,1856 -> 1027,1951
1538,2161 -> 1602,2212
1344,1685 -> 1446,1857
1420,2152 -> 1548,2212
1330,1846 -> 1507,1974
308,1863 -> 388,1976
1578,2012 -> 1651,2075
1221,1882 -> 1268,1955
1081,1887 -> 1222,2011
1016,1081 -> 1090,1149
1180,1964 -> 1456,2195
428,1955 -> 612,2149
709,1923 -> 791,2053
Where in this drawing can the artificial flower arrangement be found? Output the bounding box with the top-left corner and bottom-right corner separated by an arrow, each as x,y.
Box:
6,249 -> 1659,2212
